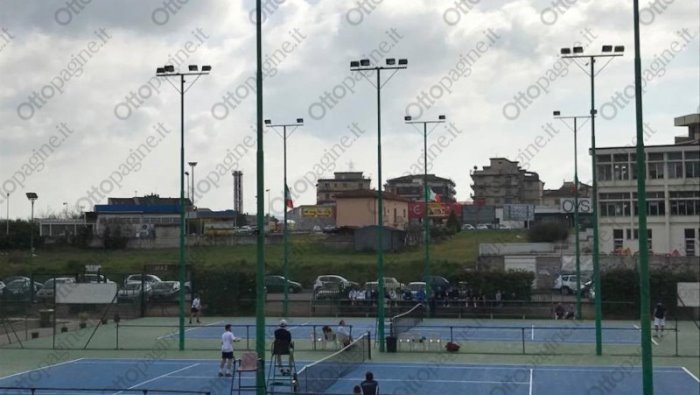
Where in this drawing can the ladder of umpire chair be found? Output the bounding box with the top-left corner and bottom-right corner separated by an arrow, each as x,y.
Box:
267,345 -> 296,394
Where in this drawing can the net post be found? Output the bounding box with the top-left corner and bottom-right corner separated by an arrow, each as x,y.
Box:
312,325 -> 316,351
675,315 -> 678,357
116,321 -> 119,350
521,327 -> 525,354
367,331 -> 371,360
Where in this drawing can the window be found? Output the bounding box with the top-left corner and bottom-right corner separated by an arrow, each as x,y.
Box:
668,161 -> 684,178
685,150 -> 700,178
613,229 -> 623,251
670,191 -> 700,215
632,228 -> 653,251
613,163 -> 629,180
600,193 -> 631,217
685,229 -> 696,256
648,162 -> 664,179
633,192 -> 665,216
597,164 -> 613,181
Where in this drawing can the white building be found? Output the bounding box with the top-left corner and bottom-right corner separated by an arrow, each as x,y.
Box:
597,113 -> 699,256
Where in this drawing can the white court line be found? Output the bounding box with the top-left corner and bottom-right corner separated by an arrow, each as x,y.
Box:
681,367 -> 700,382
633,324 -> 658,345
156,320 -> 224,340
529,368 -> 533,395
112,363 -> 199,395
531,324 -> 535,340
0,358 -> 85,381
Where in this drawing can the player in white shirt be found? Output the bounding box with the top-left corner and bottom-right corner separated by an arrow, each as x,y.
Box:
190,295 -> 201,324
219,324 -> 236,377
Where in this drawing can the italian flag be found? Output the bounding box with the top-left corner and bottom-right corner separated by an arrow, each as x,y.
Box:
428,188 -> 441,203
285,185 -> 293,209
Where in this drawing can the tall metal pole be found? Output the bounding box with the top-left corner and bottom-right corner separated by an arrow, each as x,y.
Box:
633,1 -> 653,392
254,0 -> 267,392
589,56 -> 603,356
29,200 -> 34,255
375,68 -> 386,352
178,73 -> 186,351
423,123 -> 431,300
573,118 -> 582,320
283,125 -> 289,318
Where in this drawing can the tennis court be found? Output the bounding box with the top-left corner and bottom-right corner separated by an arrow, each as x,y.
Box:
0,358 -> 697,395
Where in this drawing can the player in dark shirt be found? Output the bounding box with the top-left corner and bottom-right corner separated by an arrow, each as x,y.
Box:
273,319 -> 293,374
653,302 -> 666,337
360,371 -> 379,395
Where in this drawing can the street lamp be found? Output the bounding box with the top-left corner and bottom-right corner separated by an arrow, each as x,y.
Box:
264,117 -> 304,318
404,114 -> 446,304
553,110 -> 592,320
560,44 -> 623,355
351,57 -> 408,352
26,192 -> 37,256
155,63 -> 211,351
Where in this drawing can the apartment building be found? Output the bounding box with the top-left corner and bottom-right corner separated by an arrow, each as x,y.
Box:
470,158 -> 544,207
385,174 -> 457,202
316,172 -> 371,204
597,113 -> 700,256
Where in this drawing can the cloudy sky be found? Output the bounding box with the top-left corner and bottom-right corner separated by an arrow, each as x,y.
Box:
1,0 -> 698,219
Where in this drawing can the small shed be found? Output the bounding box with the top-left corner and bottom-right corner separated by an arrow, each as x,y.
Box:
353,225 -> 406,252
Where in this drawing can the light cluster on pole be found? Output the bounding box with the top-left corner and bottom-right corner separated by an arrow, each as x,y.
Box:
350,57 -> 407,352
264,117 -> 304,318
559,44 -> 624,355
155,63 -> 211,351
404,114 -> 446,304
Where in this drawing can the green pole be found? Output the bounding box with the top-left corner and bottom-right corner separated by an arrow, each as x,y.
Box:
423,123 -> 431,300
376,68 -> 386,352
283,126 -> 289,318
633,1 -> 653,393
255,0 -> 266,392
589,56 -> 603,356
573,117 -> 582,320
178,74 -> 186,351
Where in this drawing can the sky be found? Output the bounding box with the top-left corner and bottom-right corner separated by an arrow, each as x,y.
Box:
0,0 -> 698,220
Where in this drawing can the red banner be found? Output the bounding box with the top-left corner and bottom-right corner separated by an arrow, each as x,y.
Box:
409,202 -> 463,219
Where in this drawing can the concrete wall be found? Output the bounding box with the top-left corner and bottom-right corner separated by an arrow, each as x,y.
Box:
479,243 -> 555,256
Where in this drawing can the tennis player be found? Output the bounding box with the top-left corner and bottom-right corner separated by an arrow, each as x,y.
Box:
190,294 -> 201,324
653,302 -> 666,337
219,324 -> 237,377
360,371 -> 379,395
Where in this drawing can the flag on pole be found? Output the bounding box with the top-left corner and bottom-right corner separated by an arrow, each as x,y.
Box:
428,188 -> 441,203
285,185 -> 293,209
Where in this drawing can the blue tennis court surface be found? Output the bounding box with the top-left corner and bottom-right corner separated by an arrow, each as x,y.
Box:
162,318 -> 642,345
0,358 -> 697,395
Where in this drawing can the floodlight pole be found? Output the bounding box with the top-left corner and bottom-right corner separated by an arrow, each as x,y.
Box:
155,65 -> 210,351
351,59 -> 407,352
5,192 -> 9,235
553,113 -> 591,320
633,1 -> 653,393
265,119 -> 304,318
405,116 -> 446,303
561,45 -> 622,355
254,1 -> 266,392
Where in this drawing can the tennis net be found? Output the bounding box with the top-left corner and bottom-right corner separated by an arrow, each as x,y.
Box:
294,332 -> 371,394
390,303 -> 425,337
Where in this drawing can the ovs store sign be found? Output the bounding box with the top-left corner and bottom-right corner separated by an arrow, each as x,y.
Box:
560,198 -> 593,213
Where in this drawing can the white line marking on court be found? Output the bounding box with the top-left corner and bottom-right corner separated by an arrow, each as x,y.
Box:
529,368 -> 533,395
156,320 -> 223,340
633,324 -> 658,345
531,324 -> 535,340
0,358 -> 85,381
112,363 -> 199,395
681,367 -> 700,382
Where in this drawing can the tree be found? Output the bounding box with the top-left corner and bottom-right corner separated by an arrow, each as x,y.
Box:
446,210 -> 460,234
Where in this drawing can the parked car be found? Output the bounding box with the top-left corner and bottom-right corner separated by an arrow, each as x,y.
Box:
79,273 -> 114,283
476,224 -> 490,230
365,277 -> 404,292
406,282 -> 427,300
265,275 -> 302,293
124,274 -> 162,286
118,282 -> 152,303
313,275 -> 357,299
3,278 -> 43,300
553,274 -> 590,295
424,275 -> 450,292
497,223 -> 511,229
461,224 -> 475,231
150,281 -> 180,301
36,277 -> 76,302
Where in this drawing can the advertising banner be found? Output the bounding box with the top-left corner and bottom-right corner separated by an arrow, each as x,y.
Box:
409,202 -> 462,219
302,206 -> 334,218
